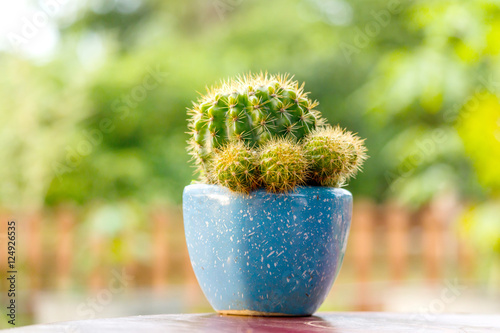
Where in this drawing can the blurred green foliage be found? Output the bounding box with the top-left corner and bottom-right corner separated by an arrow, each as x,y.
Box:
1,0 -> 499,260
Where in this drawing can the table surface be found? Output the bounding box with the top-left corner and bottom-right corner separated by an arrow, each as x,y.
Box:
7,312 -> 500,333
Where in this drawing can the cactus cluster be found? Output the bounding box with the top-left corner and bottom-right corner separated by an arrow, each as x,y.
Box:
187,72 -> 367,193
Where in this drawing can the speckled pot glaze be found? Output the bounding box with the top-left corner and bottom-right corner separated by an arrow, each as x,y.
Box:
182,184 -> 352,316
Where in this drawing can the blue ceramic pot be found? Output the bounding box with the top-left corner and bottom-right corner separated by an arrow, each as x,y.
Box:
182,184 -> 352,316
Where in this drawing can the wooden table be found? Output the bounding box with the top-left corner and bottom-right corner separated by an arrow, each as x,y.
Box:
7,312 -> 500,332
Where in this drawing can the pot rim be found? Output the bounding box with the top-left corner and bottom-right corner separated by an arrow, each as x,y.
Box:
183,183 -> 352,198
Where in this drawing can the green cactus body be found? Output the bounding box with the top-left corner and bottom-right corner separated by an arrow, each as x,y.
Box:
259,138 -> 308,193
188,73 -> 321,177
212,141 -> 258,193
303,126 -> 367,187
187,72 -> 368,193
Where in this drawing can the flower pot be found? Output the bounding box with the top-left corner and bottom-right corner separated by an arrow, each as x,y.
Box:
182,184 -> 352,316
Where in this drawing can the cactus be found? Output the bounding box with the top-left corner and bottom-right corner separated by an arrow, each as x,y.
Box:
303,126 -> 367,187
259,138 -> 308,193
187,72 -> 322,178
186,72 -> 368,194
212,141 -> 259,193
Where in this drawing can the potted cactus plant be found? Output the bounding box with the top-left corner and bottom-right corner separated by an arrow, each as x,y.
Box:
183,72 -> 367,316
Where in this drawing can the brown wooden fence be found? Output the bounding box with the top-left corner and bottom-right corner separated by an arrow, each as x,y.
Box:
0,198 -> 475,310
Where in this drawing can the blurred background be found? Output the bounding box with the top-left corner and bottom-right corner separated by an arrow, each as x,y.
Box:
1,0 -> 500,328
